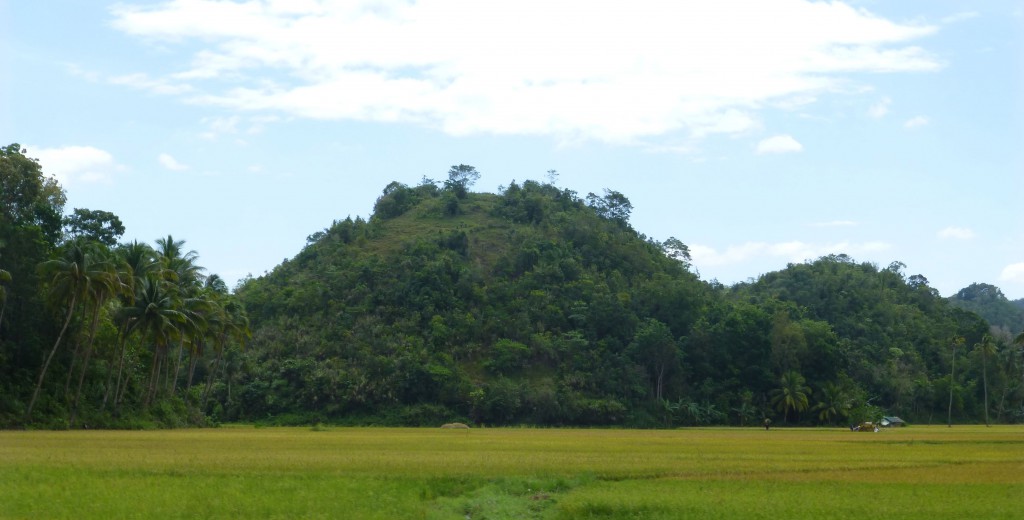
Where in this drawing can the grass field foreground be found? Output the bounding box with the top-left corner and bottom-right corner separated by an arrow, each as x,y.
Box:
2,425 -> 1022,519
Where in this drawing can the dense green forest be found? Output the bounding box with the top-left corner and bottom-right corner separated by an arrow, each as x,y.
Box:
3,146 -> 1023,428
228,166 -> 1023,427
1,144 -> 249,428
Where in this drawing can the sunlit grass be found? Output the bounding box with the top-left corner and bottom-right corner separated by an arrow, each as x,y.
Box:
2,426 -> 1022,519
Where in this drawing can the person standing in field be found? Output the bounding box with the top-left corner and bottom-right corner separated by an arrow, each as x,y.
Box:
763,418 -> 771,430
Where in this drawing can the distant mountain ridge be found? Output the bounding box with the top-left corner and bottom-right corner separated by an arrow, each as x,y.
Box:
947,283 -> 1024,337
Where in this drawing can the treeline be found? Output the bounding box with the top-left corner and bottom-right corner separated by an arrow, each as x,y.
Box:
5,149 -> 1023,429
0,144 -> 249,428
230,167 -> 1024,427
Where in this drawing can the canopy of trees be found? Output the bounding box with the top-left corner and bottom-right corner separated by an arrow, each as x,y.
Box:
4,150 -> 1022,429
228,175 -> 1023,427
1,144 -> 249,428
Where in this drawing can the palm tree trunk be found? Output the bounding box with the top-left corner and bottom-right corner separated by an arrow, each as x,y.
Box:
202,347 -> 224,407
186,343 -> 200,395
145,345 -> 160,408
171,340 -> 185,396
947,345 -> 956,428
164,345 -> 174,394
70,304 -> 103,427
982,355 -> 989,427
100,330 -> 124,412
64,338 -> 82,399
112,324 -> 135,413
655,365 -> 665,401
997,384 -> 1009,423
114,350 -> 132,414
26,294 -> 77,422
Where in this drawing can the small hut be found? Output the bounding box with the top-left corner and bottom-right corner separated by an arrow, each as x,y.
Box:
880,416 -> 906,427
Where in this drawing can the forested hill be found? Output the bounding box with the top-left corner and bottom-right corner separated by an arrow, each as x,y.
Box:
4,149 -> 1020,430
947,283 -> 1024,337
230,171 -> 1022,427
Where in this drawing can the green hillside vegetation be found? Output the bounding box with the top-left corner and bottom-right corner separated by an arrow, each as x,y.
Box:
227,166 -> 1023,427
3,146 -> 1024,429
948,282 -> 1024,338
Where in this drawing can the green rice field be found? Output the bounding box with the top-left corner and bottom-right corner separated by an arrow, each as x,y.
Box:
2,425 -> 1022,519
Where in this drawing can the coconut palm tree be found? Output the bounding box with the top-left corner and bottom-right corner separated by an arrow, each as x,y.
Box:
770,371 -> 811,423
119,240 -> 159,288
154,235 -> 207,397
102,241 -> 157,411
156,234 -> 202,288
203,298 -> 250,408
813,381 -> 852,425
68,247 -> 122,426
974,334 -> 998,427
169,292 -> 212,396
948,335 -> 965,427
26,241 -> 102,421
119,276 -> 184,408
186,278 -> 228,394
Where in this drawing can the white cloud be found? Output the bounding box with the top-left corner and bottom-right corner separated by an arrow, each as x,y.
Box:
158,153 -> 189,171
199,115 -> 281,140
108,0 -> 941,143
812,220 -> 857,228
868,97 -> 891,118
937,226 -> 974,240
1001,263 -> 1024,284
28,145 -> 118,185
904,116 -> 930,128
773,95 -> 818,111
756,135 -> 803,154
691,240 -> 890,267
109,73 -> 194,95
941,12 -> 979,24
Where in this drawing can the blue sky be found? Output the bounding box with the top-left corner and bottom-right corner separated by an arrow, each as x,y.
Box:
3,0 -> 1023,298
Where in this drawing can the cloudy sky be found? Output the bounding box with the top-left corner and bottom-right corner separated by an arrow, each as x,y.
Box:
4,0 -> 1023,298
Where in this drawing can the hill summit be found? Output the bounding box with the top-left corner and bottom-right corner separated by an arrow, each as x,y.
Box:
231,169 -> 1010,427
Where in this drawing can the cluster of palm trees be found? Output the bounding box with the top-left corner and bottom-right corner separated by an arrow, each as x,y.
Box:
25,235 -> 249,425
770,332 -> 1024,427
769,371 -> 857,425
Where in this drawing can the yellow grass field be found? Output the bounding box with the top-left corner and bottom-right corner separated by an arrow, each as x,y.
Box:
2,425 -> 1022,519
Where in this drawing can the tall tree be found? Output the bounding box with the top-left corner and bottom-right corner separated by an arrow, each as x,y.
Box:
2,144 -> 66,421
103,241 -> 158,411
203,298 -> 250,408
26,241 -> 100,420
0,143 -> 66,242
974,334 -> 997,427
155,234 -> 202,288
445,164 -> 481,198
120,277 -> 184,407
628,318 -> 679,401
63,208 -> 125,247
948,336 -> 965,427
586,189 -> 633,225
68,247 -> 121,426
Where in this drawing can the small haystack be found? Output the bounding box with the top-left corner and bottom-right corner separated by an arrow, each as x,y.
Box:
440,422 -> 470,429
